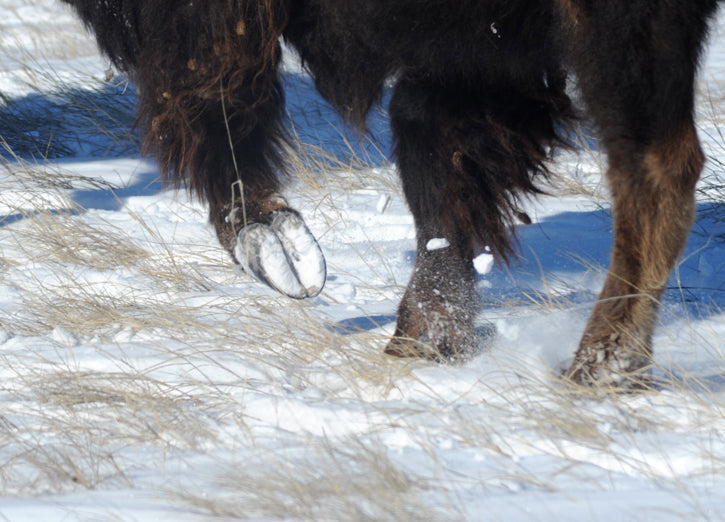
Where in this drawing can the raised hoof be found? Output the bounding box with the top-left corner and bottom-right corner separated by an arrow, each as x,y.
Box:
235,209 -> 326,299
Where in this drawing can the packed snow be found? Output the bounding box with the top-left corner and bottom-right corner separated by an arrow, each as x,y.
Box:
1,1 -> 725,520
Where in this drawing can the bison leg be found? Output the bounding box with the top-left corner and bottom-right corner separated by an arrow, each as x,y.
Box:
201,123 -> 326,300
562,0 -> 714,388
384,75 -> 561,360
384,245 -> 478,361
168,88 -> 326,300
566,127 -> 703,388
383,81 -> 476,360
66,0 -> 325,298
138,31 -> 325,297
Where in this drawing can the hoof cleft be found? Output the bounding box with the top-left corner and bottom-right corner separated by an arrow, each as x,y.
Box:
235,209 -> 326,299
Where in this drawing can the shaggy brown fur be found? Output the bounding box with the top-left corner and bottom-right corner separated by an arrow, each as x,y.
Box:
61,0 -> 721,389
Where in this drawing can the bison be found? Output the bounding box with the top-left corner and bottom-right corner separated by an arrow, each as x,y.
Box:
61,0 -> 721,389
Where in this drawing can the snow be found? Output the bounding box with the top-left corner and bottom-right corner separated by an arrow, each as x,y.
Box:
426,237 -> 450,251
0,1 -> 725,520
473,252 -> 494,275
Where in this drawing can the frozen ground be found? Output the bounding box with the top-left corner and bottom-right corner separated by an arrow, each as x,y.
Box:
1,1 -> 725,520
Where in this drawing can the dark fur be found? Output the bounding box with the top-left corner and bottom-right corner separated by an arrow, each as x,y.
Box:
62,0 -> 721,388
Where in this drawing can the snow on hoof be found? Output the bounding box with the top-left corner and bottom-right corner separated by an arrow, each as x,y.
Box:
235,209 -> 326,299
384,337 -> 441,361
564,333 -> 656,393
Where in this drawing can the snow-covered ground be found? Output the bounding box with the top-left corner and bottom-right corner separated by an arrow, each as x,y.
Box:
1,1 -> 725,520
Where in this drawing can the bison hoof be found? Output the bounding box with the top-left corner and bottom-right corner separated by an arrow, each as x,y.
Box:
384,336 -> 448,362
384,323 -> 495,363
564,334 -> 655,392
235,209 -> 326,299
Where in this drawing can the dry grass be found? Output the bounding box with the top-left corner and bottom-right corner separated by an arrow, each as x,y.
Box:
2,150 -> 725,517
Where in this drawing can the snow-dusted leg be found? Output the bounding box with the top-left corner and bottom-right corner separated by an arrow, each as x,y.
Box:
385,245 -> 477,360
384,80 -> 476,359
384,75 -> 563,360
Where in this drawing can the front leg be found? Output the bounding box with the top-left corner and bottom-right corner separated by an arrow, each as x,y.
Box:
93,0 -> 326,299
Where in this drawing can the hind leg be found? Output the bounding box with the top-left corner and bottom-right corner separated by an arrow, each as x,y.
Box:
126,4 -> 326,299
561,0 -> 713,388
